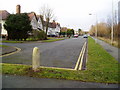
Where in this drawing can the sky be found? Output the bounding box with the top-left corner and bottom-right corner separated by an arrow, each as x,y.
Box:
0,0 -> 119,31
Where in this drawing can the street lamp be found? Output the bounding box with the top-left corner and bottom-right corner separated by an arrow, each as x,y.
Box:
89,13 -> 98,43
111,0 -> 114,44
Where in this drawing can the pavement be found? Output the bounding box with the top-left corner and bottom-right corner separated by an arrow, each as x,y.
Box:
92,37 -> 119,62
2,75 -> 118,88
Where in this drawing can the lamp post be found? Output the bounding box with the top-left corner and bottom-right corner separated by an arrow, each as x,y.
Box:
89,13 -> 98,43
111,0 -> 114,44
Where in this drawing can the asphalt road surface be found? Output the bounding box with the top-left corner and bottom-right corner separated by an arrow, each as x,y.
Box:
2,36 -> 87,69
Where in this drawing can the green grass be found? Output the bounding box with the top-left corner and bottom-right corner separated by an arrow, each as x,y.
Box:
0,45 -> 9,47
86,37 -> 119,83
1,37 -> 119,83
42,38 -> 65,42
2,37 -> 65,43
2,40 -> 24,43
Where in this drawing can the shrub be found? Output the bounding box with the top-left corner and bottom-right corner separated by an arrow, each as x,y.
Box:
4,13 -> 32,41
32,30 -> 47,40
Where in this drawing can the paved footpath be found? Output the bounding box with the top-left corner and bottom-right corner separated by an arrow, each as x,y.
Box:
2,75 -> 118,88
92,37 -> 119,62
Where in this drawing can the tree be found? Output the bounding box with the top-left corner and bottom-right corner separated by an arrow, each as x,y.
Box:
78,29 -> 82,35
67,29 -> 74,36
39,5 -> 54,39
4,13 -> 32,41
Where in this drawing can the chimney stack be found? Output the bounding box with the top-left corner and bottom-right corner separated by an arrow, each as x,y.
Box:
16,5 -> 21,14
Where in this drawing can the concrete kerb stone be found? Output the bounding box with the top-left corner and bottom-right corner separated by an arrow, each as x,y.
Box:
0,47 -> 21,57
1,62 -> 75,71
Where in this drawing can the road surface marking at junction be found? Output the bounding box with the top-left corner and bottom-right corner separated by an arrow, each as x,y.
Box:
79,42 -> 86,70
1,63 -> 75,71
0,47 -> 21,57
40,66 -> 75,71
74,42 -> 86,70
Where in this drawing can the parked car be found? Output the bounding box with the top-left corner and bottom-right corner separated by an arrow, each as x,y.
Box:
83,34 -> 88,38
48,34 -> 57,37
74,34 -> 78,38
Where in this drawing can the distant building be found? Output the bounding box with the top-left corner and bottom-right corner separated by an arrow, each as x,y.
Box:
60,27 -> 67,32
118,1 -> 120,23
75,31 -> 78,35
47,20 -> 60,36
0,10 -> 10,36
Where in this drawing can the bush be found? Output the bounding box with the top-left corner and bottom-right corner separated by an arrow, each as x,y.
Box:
32,30 -> 47,40
4,13 -> 32,41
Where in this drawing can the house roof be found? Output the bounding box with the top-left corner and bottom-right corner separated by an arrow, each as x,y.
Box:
27,12 -> 38,21
44,21 -> 60,28
36,15 -> 40,20
49,22 -> 56,28
0,10 -> 10,20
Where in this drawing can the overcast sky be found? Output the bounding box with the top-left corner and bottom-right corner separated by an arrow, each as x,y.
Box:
0,0 -> 119,31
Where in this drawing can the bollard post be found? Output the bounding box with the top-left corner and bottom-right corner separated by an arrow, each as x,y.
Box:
32,47 -> 40,71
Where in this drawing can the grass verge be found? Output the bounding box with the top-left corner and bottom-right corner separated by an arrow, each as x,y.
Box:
2,40 -> 24,43
42,38 -> 65,42
2,38 -> 65,43
0,45 -> 9,47
1,37 -> 119,83
98,37 -> 119,48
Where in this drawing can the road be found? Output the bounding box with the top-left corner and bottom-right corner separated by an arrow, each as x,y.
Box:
2,36 -> 87,69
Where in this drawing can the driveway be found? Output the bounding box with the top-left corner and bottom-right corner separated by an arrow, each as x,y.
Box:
2,36 -> 87,69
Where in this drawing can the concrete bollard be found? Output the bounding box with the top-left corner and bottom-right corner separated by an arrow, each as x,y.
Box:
32,47 -> 40,71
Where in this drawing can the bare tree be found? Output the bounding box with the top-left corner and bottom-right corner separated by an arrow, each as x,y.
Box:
39,5 -> 54,38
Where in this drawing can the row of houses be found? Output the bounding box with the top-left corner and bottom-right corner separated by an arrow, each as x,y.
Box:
0,5 -> 61,37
